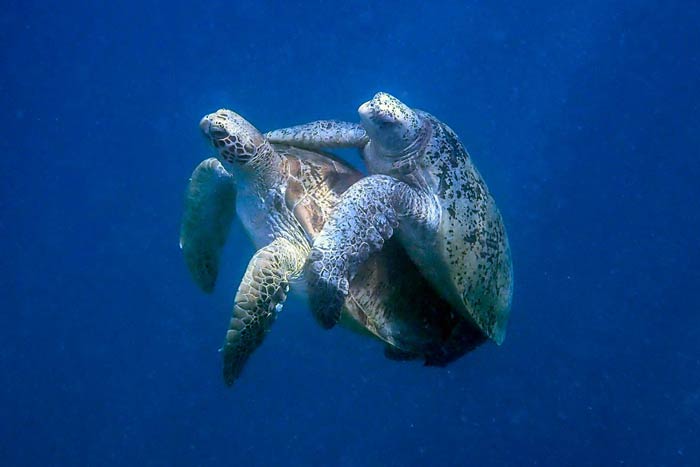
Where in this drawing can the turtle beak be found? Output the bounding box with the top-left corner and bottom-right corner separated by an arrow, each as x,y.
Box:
358,101 -> 375,134
199,116 -> 212,136
358,100 -> 371,121
358,100 -> 387,145
200,115 -> 229,141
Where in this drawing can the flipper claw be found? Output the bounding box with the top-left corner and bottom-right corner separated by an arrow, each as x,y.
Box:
308,275 -> 346,329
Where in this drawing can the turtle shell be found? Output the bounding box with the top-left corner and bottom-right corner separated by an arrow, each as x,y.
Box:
274,143 -> 485,361
416,112 -> 513,344
276,144 -> 361,241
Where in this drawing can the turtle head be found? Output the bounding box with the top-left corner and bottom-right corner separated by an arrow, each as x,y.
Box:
358,92 -> 424,158
200,109 -> 270,169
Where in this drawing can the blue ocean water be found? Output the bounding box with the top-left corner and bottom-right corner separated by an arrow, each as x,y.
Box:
2,1 -> 698,465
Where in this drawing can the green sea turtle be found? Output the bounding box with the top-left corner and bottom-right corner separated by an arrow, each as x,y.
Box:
180,109 -> 484,386
266,92 -> 513,344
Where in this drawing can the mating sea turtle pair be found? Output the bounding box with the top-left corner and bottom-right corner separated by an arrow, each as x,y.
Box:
181,109 -> 484,386
267,92 -> 513,344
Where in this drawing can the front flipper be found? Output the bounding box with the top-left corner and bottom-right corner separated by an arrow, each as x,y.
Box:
307,175 -> 416,328
222,238 -> 305,386
265,120 -> 368,150
180,158 -> 236,293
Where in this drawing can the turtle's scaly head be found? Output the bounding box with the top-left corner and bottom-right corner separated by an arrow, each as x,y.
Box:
200,109 -> 268,168
358,92 -> 422,156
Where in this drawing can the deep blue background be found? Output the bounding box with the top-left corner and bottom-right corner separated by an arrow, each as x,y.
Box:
2,1 -> 698,465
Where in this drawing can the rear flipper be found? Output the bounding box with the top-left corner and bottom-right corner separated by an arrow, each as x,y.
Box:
384,345 -> 421,362
265,120 -> 368,150
424,321 -> 487,367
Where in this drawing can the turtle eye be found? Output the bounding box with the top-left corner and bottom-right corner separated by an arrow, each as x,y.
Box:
376,119 -> 399,130
209,125 -> 228,139
371,108 -> 402,127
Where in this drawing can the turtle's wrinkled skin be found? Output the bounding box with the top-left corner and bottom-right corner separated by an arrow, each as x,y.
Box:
267,92 -> 513,344
181,109 -> 484,386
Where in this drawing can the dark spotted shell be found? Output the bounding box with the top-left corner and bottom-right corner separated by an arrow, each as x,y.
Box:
418,112 -> 513,344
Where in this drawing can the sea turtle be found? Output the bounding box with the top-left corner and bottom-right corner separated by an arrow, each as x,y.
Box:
266,92 -> 513,344
180,109 -> 484,386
